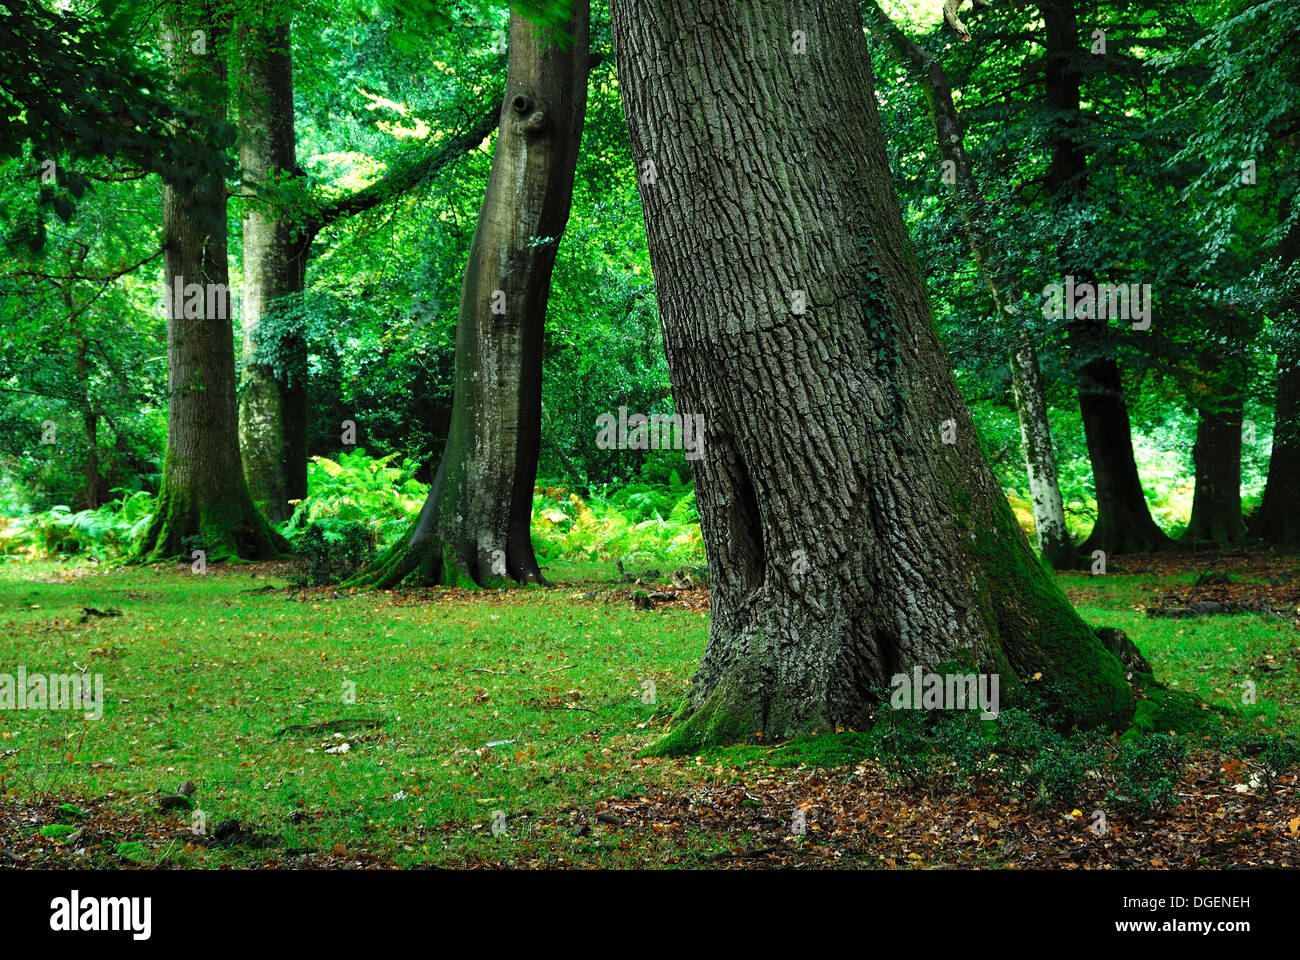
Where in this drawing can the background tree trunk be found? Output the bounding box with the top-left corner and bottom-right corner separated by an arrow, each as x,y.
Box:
238,6 -> 307,525
350,2 -> 591,589
1042,0 -> 1171,556
610,0 -> 1134,751
1254,335 -> 1300,544
864,1 -> 1076,569
1253,222 -> 1300,545
1183,389 -> 1245,544
136,0 -> 284,562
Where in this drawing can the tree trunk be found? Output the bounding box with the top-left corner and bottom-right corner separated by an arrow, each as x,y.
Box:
237,7 -> 308,524
136,0 -> 285,562
609,0 -> 1134,751
75,336 -> 100,510
864,1 -> 1076,569
1071,315 -> 1172,554
1255,335 -> 1300,544
1183,388 -> 1245,545
1042,0 -> 1171,556
350,2 -> 591,589
1253,222 -> 1300,545
60,259 -> 101,511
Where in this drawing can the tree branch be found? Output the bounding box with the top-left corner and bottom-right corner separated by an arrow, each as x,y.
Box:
306,103 -> 501,239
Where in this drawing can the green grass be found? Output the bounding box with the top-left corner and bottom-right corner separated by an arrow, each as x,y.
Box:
1059,570 -> 1300,734
0,559 -> 710,866
1,556 -> 1295,867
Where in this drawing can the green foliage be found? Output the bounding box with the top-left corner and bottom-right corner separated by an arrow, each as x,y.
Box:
291,521 -> 377,586
281,448 -> 429,550
114,841 -> 148,863
1,490 -> 154,560
531,477 -> 704,568
858,704 -> 1191,815
1109,735 -> 1186,817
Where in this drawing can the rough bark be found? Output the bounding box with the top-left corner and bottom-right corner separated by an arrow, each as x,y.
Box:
135,0 -> 285,562
1042,0 -> 1171,555
237,7 -> 307,524
609,0 -> 1134,751
864,1 -> 1076,569
349,3 -> 591,589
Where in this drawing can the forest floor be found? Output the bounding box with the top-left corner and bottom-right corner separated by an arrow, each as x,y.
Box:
0,547 -> 1297,869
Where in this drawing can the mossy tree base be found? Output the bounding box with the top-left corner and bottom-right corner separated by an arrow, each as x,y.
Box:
135,481 -> 287,563
348,5 -> 589,593
610,0 -> 1138,755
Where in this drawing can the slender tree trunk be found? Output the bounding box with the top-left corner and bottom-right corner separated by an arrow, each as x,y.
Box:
1255,334 -> 1300,543
1253,222 -> 1300,544
237,6 -> 307,524
1042,0 -> 1171,555
610,0 -> 1134,750
864,2 -> 1076,568
1071,316 -> 1172,554
350,2 -> 591,589
60,258 -> 101,510
1183,385 -> 1245,545
75,337 -> 100,510
136,0 -> 284,561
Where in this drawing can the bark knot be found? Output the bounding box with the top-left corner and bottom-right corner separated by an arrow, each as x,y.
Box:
509,93 -> 547,137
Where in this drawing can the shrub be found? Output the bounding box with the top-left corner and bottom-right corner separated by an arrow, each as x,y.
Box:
1,491 -> 155,561
291,521 -> 376,586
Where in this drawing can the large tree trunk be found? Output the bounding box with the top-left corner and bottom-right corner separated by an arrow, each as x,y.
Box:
609,0 -> 1134,751
864,1 -> 1076,569
136,0 -> 284,562
350,2 -> 591,589
1042,0 -> 1171,556
237,7 -> 308,525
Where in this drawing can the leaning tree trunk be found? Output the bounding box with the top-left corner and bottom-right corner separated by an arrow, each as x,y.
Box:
237,6 -> 309,524
1182,386 -> 1246,545
349,3 -> 591,589
1042,0 -> 1170,556
1253,223 -> 1300,545
609,0 -> 1134,751
136,0 -> 284,562
864,1 -> 1076,569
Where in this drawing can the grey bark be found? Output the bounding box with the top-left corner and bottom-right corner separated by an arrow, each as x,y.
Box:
238,7 -> 306,525
609,0 -> 1133,749
136,0 -> 283,561
351,2 -> 592,588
